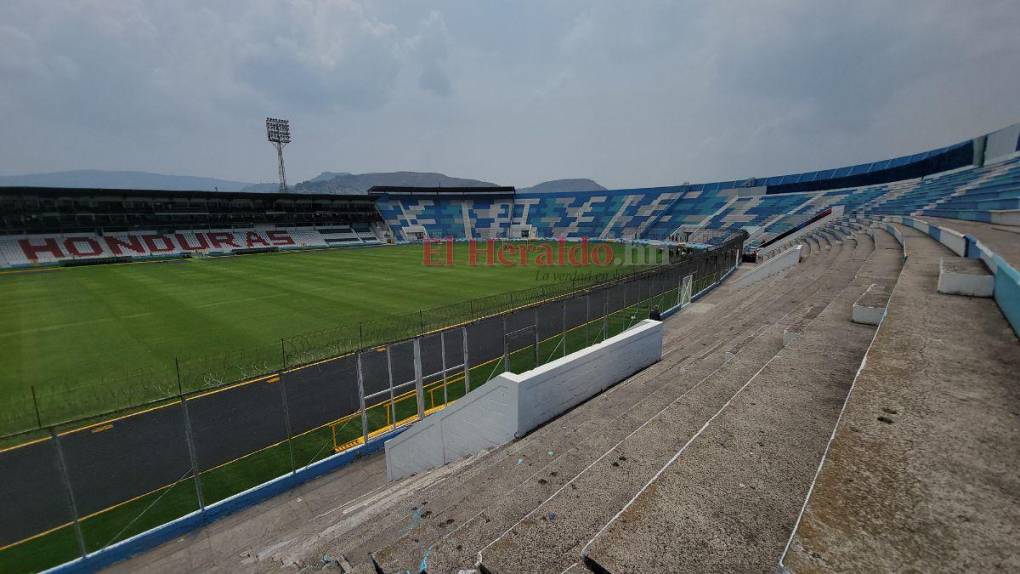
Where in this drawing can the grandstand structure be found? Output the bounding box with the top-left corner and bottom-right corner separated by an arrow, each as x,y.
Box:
0,187 -> 385,268
1,122 -> 1019,574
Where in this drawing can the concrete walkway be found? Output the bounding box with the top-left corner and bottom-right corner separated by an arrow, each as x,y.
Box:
782,224 -> 1020,573
921,215 -> 1020,268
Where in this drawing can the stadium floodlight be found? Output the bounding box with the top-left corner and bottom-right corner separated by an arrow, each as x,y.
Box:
266,117 -> 292,192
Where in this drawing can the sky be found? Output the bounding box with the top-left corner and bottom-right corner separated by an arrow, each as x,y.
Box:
1,0 -> 1018,189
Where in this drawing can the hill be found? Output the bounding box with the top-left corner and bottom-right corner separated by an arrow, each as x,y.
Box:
519,178 -> 606,193
0,170 -> 253,191
288,171 -> 498,195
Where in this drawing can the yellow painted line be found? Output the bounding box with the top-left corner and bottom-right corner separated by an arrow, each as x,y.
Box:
187,373 -> 277,400
0,468 -> 194,552
91,424 -> 114,434
0,519 -> 75,552
0,435 -> 50,453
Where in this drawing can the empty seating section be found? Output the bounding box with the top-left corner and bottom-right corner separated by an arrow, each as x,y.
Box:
377,153 -> 1019,245
649,188 -> 732,237
701,193 -> 812,234
520,192 -> 620,239
866,156 -> 1020,221
597,188 -> 684,239
746,211 -> 817,248
374,197 -> 512,240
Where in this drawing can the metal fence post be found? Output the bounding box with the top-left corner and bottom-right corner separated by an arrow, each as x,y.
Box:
31,385 -> 43,429
386,345 -> 397,430
440,330 -> 448,406
356,351 -> 369,444
602,290 -> 609,341
50,428 -> 87,559
461,326 -> 471,394
176,357 -> 205,510
561,299 -> 568,358
533,308 -> 540,366
277,372 -> 297,474
585,292 -> 591,346
502,315 -> 510,373
413,338 -> 425,420
676,268 -> 683,308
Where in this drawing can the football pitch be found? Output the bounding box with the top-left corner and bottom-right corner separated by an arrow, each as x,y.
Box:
0,242 -> 629,433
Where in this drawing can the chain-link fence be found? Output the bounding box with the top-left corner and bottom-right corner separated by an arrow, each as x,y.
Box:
0,235 -> 743,572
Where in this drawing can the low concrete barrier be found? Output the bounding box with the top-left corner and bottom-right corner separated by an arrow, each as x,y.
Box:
938,257 -> 994,297
385,320 -> 664,481
852,284 -> 890,326
732,245 -> 803,290
990,209 -> 1020,226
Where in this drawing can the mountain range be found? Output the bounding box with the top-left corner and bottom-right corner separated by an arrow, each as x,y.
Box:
0,170 -> 252,191
0,169 -> 606,195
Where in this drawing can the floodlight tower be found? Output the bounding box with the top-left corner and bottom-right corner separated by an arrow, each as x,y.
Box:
266,117 -> 292,192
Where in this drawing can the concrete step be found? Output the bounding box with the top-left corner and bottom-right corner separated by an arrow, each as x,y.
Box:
579,230 -> 899,573
367,244 -> 866,572
365,279 -> 825,570
477,323 -> 792,573
473,241 -> 875,573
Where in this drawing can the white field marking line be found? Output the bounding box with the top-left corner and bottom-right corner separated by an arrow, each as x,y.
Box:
776,243 -> 904,570
473,304 -> 803,567
560,562 -> 579,574
579,338 -> 787,561
577,258 -> 865,561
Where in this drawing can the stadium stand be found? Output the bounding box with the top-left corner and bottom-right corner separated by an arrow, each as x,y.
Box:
0,188 -> 385,268
373,129 -> 1018,247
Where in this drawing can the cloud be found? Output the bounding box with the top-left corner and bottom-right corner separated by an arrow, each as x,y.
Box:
0,0 -> 1017,188
403,11 -> 453,97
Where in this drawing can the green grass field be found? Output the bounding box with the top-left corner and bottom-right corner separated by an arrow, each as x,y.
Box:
0,242 -> 636,433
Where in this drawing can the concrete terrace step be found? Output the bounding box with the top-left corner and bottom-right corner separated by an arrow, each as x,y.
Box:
580,252 -> 889,573
471,240 -> 875,573
577,231 -> 898,574
782,224 -> 1020,573
368,243 -> 865,573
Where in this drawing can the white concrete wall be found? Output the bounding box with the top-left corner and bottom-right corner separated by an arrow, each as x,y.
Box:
385,320 -> 664,481
733,245 -> 802,289
990,210 -> 1020,226
983,123 -> 1020,165
515,319 -> 663,435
